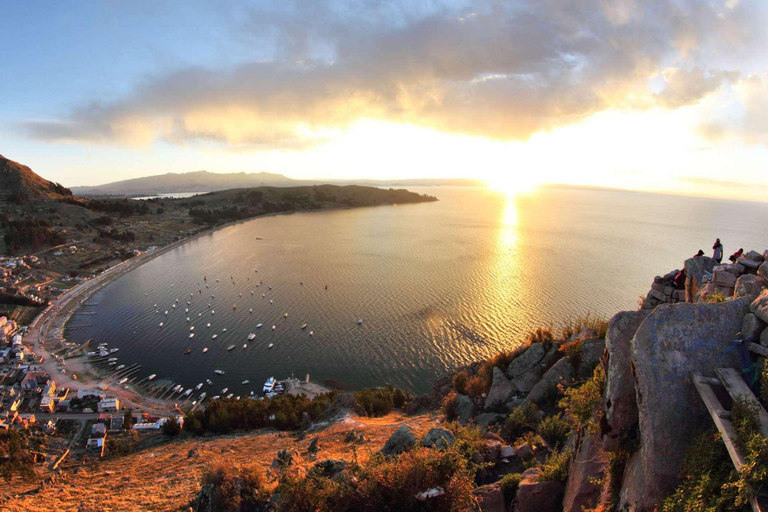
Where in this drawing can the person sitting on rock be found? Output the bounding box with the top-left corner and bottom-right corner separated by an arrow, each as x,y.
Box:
673,269 -> 687,289
728,248 -> 743,263
694,249 -> 704,258
712,238 -> 723,263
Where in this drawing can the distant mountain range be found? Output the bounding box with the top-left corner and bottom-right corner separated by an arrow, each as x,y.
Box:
70,171 -> 484,196
0,154 -> 73,202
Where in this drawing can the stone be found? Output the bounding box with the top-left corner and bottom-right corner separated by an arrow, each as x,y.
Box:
501,445 -> 516,459
735,274 -> 765,302
422,427 -> 455,449
714,263 -> 745,276
618,451 -> 646,512
603,310 -> 650,452
307,436 -> 319,455
473,481 -> 505,512
631,299 -> 746,509
713,270 -> 737,287
648,288 -> 666,302
332,393 -> 366,417
695,282 -> 716,303
516,444 -> 534,460
563,431 -> 605,512
752,289 -> 768,323
271,448 -> 296,468
742,313 -> 767,341
475,412 -> 506,428
684,256 -> 717,303
713,285 -> 734,298
455,394 -> 475,425
760,261 -> 768,280
482,439 -> 503,464
312,459 -> 348,478
300,411 -> 311,430
515,468 -> 564,512
762,328 -> 768,348
525,358 -> 574,405
744,250 -> 764,262
380,425 -> 416,456
664,286 -> 674,296
485,367 -> 516,409
576,338 -> 606,378
741,258 -> 761,270
651,282 -> 665,292
506,342 -> 549,379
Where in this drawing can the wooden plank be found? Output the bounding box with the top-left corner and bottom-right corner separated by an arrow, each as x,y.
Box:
715,367 -> 768,439
691,374 -> 748,471
695,375 -> 723,386
748,342 -> 768,358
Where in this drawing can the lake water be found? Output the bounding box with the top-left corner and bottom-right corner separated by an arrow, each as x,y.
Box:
66,186 -> 768,394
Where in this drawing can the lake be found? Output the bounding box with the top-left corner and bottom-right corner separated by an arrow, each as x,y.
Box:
66,186 -> 768,394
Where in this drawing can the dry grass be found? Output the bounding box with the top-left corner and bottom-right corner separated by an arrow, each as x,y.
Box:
1,412 -> 440,512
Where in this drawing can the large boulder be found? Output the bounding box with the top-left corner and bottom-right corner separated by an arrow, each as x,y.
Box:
742,313 -> 767,341
563,431 -> 606,512
630,299 -> 746,510
575,338 -> 605,378
455,394 -> 475,425
759,261 -> 768,280
506,342 -> 548,379
684,256 -> 717,303
751,289 -> 768,324
485,367 -> 516,409
618,451 -> 646,512
380,425 -> 416,456
735,274 -> 765,302
515,468 -> 564,512
422,428 -> 455,449
744,250 -> 765,262
508,343 -> 558,393
712,270 -> 737,288
603,310 -> 650,452
524,358 -> 574,405
473,481 -> 505,512
475,413 -> 506,428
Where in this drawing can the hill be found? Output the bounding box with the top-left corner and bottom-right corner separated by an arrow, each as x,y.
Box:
70,171 -> 485,197
0,155 -> 73,203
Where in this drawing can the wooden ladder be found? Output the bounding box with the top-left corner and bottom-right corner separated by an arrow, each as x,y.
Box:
692,366 -> 768,512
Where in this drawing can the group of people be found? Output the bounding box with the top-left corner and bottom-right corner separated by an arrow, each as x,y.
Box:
672,238 -> 744,290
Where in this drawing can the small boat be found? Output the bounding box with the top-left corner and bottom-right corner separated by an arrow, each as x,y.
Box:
189,333 -> 195,339
203,347 -> 208,353
185,349 -> 191,355
212,334 -> 218,340
266,391 -> 278,399
172,304 -> 176,309
256,323 -> 263,329
116,364 -> 125,370
227,345 -> 235,351
284,313 -> 288,318
357,319 -> 363,325
272,325 -> 276,330
301,324 -> 307,330
190,326 -> 195,331
183,389 -> 193,397
263,377 -> 276,392
185,308 -> 189,313
251,291 -> 254,295
269,286 -> 272,290
175,298 -> 179,303
268,343 -> 274,349
249,308 -> 253,313
243,344 -> 247,349
269,300 -> 273,304
108,361 -> 117,366
232,304 -> 237,310
118,378 -> 128,385
148,374 -> 156,380
222,387 -> 229,394
187,317 -> 190,322
164,311 -> 168,315
159,322 -> 164,327
309,331 -> 314,336
226,393 -> 233,399
206,323 -> 211,328
206,379 -> 213,385
109,348 -> 119,353
262,294 -> 266,298
213,395 -> 220,400
108,357 -> 118,362
247,333 -> 256,340
199,392 -> 207,401
214,370 -> 224,375
242,380 -> 250,385
199,313 -> 202,316
222,328 -> 227,332
211,310 -> 215,315
195,383 -> 203,390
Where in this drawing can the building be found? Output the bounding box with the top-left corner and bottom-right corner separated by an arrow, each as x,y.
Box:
39,395 -> 54,412
91,423 -> 107,437
97,397 -> 120,412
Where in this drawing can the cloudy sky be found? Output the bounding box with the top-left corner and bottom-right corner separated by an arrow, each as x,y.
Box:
2,1 -> 767,199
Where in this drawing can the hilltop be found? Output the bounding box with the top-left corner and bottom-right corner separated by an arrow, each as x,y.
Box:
0,155 -> 73,203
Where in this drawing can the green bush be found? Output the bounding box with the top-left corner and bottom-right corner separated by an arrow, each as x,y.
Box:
538,448 -> 572,483
558,364 -> 605,432
726,396 -> 768,506
501,402 -> 539,443
353,386 -> 412,417
201,462 -> 271,511
761,362 -> 768,405
560,312 -> 609,340
499,473 -> 523,501
538,414 -> 571,450
442,392 -> 458,421
526,327 -> 554,345
161,415 -> 181,436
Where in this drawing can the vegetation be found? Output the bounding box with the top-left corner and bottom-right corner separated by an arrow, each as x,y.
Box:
200,461 -> 271,512
161,415 -> 182,436
727,396 -> 768,506
538,447 -> 572,482
353,386 -> 412,417
499,473 -> 523,501
538,413 -> 571,450
0,430 -> 37,481
703,290 -> 728,303
558,364 -> 605,432
87,198 -> 150,217
453,345 -> 532,399
2,217 -> 65,254
559,312 -> 609,340
501,402 -> 539,443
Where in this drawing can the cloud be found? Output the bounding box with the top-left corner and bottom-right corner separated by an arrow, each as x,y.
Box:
699,73 -> 768,145
21,0 -> 765,148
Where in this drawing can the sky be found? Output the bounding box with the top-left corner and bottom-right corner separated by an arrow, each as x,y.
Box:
1,1 -> 767,200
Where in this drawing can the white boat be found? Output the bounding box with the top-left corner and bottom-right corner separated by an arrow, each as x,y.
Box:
284,313 -> 288,318
108,361 -> 117,366
206,379 -> 213,385
118,377 -> 128,385
195,383 -> 203,390
211,310 -> 215,315
148,374 -> 156,380
357,319 -> 363,325
109,348 -> 119,353
263,377 -> 276,392
268,343 -> 274,349
247,333 -> 256,340
309,331 -> 314,336
243,344 -> 248,349
266,391 -> 278,399
199,392 -> 207,401
206,323 -> 211,328
269,286 -> 272,290
226,393 -> 233,399
215,370 -> 224,375
301,324 -> 307,330
187,317 -> 190,322
183,389 -> 193,397
165,310 -> 168,315
249,308 -> 253,313
159,322 -> 164,327
116,364 -> 125,370
256,323 -> 263,329
242,380 -> 250,385
222,387 -> 229,394
222,328 -> 227,332
272,325 -> 276,330
189,333 -> 195,339
203,348 -> 208,353
107,357 -> 118,362
269,300 -> 273,304
172,304 -> 176,309
227,345 -> 235,351
212,334 -> 218,339
190,326 -> 195,331
185,308 -> 189,313
213,395 -> 220,400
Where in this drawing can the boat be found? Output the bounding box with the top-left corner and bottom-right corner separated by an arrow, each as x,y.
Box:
187,317 -> 190,322
184,349 -> 191,355
215,370 -> 225,375
212,334 -> 218,339
108,361 -> 116,366
256,323 -> 263,329
159,322 -> 164,327
148,374 -> 156,380
211,310 -> 215,315
242,380 -> 250,385
309,331 -> 314,336
222,387 -> 229,394
189,333 -> 195,339
268,343 -> 274,349
243,344 -> 247,349
203,348 -> 208,353
232,304 -> 237,310
190,326 -> 195,331
172,304 -> 176,309
249,308 -> 253,313
116,364 -> 125,370
357,319 -> 364,325
206,323 -> 211,328
107,357 -> 118,362
247,333 -> 256,340
270,300 -> 273,304
206,379 -> 213,385
183,389 -> 193,397
266,391 -> 278,399
109,348 -> 119,353
222,328 -> 227,332
272,325 -> 276,330
284,313 -> 288,318
213,395 -> 220,400
227,345 -> 235,351
195,383 -> 203,390
226,393 -> 233,399
263,377 -> 276,392
185,308 -> 189,313
199,392 -> 207,401
118,378 -> 128,385
301,324 -> 307,330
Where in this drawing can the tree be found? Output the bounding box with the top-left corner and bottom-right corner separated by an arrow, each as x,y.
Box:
123,410 -> 133,430
161,415 -> 181,436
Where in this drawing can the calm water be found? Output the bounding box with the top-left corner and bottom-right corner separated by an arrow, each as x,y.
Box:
66,187 -> 768,394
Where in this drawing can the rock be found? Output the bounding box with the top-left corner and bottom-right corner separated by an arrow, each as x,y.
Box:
575,338 -> 605,378
510,344 -> 558,393
744,250 -> 764,262
455,394 -> 475,425
473,481 -> 505,512
525,358 -> 574,405
515,468 -> 564,512
735,274 -> 765,302
618,451 -> 646,512
482,439 -> 503,464
485,367 -> 516,409
474,413 -> 506,428
380,425 -> 416,456
742,313 -> 767,341
422,427 -> 455,449
501,445 -> 516,459
762,328 -> 768,348
516,444 -> 534,460
651,281 -> 665,292
684,256 -> 717,303
696,282 -> 716,303
563,431 -> 605,512
741,258 -> 761,271
752,289 -> 768,323
187,448 -> 199,459
714,263 -> 745,276
603,310 -> 650,452
271,448 -> 296,468
714,285 -> 734,298
631,299 -> 746,509
506,342 -> 549,379
300,411 -> 311,430
648,288 -> 666,302
332,393 -> 366,417
759,261 -> 768,280
712,270 -> 737,287
312,459 -> 347,478
307,436 -> 319,455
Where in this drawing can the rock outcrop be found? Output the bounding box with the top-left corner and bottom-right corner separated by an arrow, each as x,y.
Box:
735,274 -> 766,302
422,428 -> 455,449
484,367 -> 515,409
628,299 -> 746,510
562,431 -> 606,512
455,393 -> 475,425
684,256 -> 717,303
515,468 -> 564,512
506,342 -> 557,393
524,358 -> 573,405
380,425 -> 416,456
751,289 -> 768,324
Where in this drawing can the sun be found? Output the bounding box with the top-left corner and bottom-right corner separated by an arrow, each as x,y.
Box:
484,172 -> 538,196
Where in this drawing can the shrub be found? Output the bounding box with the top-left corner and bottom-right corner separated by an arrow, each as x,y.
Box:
354,386 -> 412,417
0,430 -> 36,481
161,415 -> 181,436
453,371 -> 470,395
558,364 -> 605,432
526,327 -> 554,345
201,462 -> 271,512
501,402 -> 539,443
559,338 -> 585,360
499,473 -> 523,501
726,396 -> 768,506
704,291 -> 727,303
560,313 -> 609,340
538,414 -> 571,450
538,448 -> 572,483
442,392 -> 458,421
